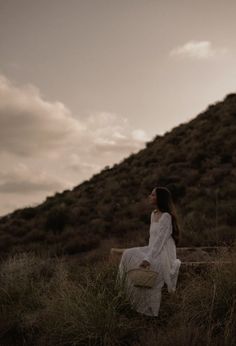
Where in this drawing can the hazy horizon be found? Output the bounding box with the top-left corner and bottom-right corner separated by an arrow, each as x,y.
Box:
0,0 -> 236,216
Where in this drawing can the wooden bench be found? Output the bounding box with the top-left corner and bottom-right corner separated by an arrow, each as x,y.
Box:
110,246 -> 229,256
109,247 -> 232,268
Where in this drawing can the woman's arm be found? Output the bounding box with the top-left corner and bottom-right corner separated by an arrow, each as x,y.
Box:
139,211 -> 154,268
143,212 -> 172,262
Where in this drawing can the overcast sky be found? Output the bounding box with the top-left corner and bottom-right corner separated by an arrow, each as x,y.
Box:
0,0 -> 236,216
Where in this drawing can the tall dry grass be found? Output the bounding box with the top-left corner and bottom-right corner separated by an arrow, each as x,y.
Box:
0,248 -> 235,345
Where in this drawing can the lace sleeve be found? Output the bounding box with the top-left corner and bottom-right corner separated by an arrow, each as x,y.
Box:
150,211 -> 155,223
144,213 -> 172,262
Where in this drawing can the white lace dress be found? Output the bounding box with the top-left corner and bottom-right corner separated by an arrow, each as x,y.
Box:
117,211 -> 181,316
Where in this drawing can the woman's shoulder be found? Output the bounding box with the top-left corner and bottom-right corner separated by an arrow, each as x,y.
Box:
152,210 -> 171,217
160,212 -> 172,223
151,210 -> 171,223
162,211 -> 171,218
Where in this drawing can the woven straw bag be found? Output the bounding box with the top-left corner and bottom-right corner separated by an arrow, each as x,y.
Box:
127,268 -> 158,288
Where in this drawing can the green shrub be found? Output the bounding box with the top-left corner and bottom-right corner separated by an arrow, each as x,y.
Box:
63,235 -> 100,255
20,207 -> 38,220
23,229 -> 46,243
45,205 -> 70,233
0,233 -> 15,253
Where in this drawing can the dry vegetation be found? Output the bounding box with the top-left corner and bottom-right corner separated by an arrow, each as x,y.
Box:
0,94 -> 235,344
0,248 -> 235,346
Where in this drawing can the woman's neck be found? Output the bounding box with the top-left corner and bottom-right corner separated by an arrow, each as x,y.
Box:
154,208 -> 161,214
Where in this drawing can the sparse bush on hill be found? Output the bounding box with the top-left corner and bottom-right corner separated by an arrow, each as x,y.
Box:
0,94 -> 236,256
45,205 -> 70,233
23,229 -> 46,243
0,233 -> 15,254
19,207 -> 38,220
63,234 -> 100,255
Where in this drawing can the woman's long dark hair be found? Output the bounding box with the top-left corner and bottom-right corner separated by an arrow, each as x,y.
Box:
155,186 -> 180,245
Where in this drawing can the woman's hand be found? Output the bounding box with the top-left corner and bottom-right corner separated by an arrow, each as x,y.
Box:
139,260 -> 150,268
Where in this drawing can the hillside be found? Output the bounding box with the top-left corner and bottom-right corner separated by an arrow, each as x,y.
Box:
0,93 -> 236,259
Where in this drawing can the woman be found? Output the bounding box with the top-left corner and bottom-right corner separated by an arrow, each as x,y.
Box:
117,186 -> 181,317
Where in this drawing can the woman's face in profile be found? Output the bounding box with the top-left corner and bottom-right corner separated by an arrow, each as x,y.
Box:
149,188 -> 157,205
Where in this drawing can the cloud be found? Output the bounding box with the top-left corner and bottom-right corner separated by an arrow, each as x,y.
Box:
132,129 -> 149,142
68,156 -> 101,173
0,75 -> 84,157
0,74 -> 150,215
0,163 -> 67,194
84,112 -> 147,154
0,75 -> 148,158
169,41 -> 229,60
